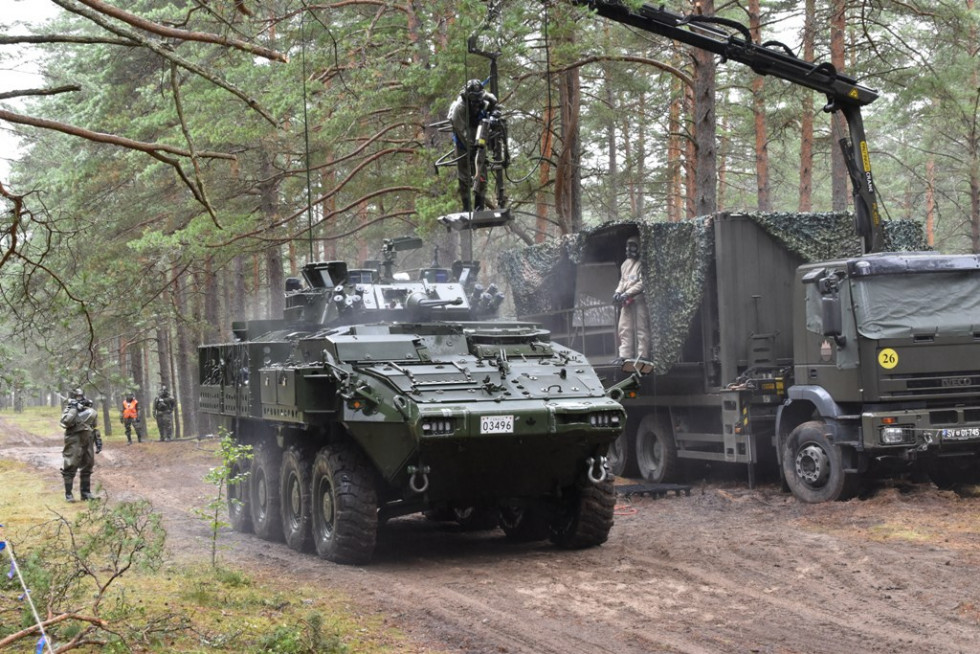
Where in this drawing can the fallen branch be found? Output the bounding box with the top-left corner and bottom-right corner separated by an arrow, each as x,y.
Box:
0,612 -> 108,649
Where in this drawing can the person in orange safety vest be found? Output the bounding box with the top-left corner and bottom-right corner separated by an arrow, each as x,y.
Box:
120,393 -> 142,444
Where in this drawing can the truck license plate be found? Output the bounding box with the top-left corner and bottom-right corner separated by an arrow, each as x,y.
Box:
481,415 -> 514,434
941,428 -> 980,441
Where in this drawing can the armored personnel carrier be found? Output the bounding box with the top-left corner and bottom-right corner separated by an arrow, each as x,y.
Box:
198,237 -> 627,564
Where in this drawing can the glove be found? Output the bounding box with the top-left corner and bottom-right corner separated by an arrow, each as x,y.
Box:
612,292 -> 624,305
94,429 -> 103,454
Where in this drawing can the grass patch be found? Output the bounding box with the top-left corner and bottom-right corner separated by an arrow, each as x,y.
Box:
867,523 -> 933,542
0,405 -> 63,441
0,418 -> 433,654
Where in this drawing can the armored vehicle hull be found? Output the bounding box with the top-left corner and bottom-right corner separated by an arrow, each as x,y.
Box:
199,258 -> 624,564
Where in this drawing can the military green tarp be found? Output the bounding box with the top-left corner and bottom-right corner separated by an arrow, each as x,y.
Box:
499,212 -> 924,374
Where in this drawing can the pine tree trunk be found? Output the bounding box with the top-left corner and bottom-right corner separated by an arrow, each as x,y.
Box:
555,67 -> 583,234
799,0 -> 815,212
692,0 -> 717,217
173,275 -> 198,438
749,0 -> 770,212
667,51 -> 684,223
830,0 -> 848,212
604,61 -> 619,221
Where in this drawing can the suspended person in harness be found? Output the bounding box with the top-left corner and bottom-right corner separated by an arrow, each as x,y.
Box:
449,79 -> 498,212
121,393 -> 142,444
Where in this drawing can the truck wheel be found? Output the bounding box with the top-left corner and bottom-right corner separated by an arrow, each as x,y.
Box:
311,442 -> 378,565
250,444 -> 284,541
607,429 -> 638,478
782,421 -> 858,503
549,479 -> 615,549
280,446 -> 313,553
499,503 -> 550,543
227,457 -> 252,533
635,412 -> 678,483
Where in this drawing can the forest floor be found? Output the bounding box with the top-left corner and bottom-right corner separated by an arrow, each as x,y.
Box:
3,415 -> 980,654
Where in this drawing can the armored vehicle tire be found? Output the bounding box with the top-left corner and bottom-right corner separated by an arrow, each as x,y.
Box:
549,478 -> 615,549
607,428 -> 639,478
227,457 -> 252,533
310,442 -> 378,565
250,444 -> 284,541
453,506 -> 500,531
280,446 -> 314,553
635,412 -> 678,483
782,421 -> 859,503
927,456 -> 980,489
499,504 -> 551,543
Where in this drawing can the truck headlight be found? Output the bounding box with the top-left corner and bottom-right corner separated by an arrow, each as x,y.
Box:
880,426 -> 911,444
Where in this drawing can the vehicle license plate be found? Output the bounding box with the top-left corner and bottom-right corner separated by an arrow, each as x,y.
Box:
481,415 -> 514,434
941,428 -> 980,441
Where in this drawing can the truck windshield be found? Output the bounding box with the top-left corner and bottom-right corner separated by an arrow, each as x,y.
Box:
852,270 -> 980,339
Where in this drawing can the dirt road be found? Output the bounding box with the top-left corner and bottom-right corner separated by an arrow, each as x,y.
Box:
4,420 -> 980,654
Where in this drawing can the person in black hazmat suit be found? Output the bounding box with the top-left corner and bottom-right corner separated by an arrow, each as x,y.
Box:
449,78 -> 498,212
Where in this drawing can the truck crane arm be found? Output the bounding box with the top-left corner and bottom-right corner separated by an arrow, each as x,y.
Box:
574,0 -> 885,253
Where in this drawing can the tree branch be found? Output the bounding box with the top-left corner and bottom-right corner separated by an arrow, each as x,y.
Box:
0,85 -> 81,101
72,0 -> 288,63
0,108 -> 235,160
50,0 -> 281,126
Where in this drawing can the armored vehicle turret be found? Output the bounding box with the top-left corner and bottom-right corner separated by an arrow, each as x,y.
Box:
199,238 -> 626,564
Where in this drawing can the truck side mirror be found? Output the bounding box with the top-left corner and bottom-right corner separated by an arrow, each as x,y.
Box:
821,295 -> 846,346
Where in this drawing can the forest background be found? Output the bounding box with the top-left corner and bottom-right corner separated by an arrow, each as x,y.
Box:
0,0 -> 977,440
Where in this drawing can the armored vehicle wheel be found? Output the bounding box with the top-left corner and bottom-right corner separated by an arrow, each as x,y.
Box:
280,446 -> 313,553
453,506 -> 500,531
227,457 -> 252,533
635,412 -> 678,483
782,421 -> 859,503
250,444 -> 284,541
607,429 -> 638,478
927,456 -> 980,489
499,503 -> 550,543
549,478 -> 615,549
311,442 -> 378,565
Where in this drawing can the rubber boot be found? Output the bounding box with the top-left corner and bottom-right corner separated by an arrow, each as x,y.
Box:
80,476 -> 94,501
64,478 -> 75,503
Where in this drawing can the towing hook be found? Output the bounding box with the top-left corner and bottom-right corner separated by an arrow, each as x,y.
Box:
408,464 -> 430,494
585,456 -> 607,484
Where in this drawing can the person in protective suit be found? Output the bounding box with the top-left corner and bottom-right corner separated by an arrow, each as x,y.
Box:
612,236 -> 650,364
152,385 -> 177,441
121,392 -> 142,444
60,389 -> 101,502
449,78 -> 498,212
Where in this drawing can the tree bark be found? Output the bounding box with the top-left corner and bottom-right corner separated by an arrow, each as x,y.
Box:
173,275 -> 198,438
259,151 -> 286,316
692,0 -> 717,217
830,0 -> 848,212
749,0 -> 770,212
555,67 -> 583,234
799,0 -> 815,212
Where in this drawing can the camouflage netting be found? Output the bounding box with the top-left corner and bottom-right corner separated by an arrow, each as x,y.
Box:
499,212 -> 924,374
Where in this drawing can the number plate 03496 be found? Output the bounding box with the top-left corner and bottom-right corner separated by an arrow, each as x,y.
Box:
480,415 -> 514,434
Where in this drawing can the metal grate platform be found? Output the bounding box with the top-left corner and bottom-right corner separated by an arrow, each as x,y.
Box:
616,482 -> 692,499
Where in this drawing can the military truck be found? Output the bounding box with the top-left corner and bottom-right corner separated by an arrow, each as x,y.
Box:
495,2 -> 980,501
198,236 -> 627,564
502,212 -> 980,502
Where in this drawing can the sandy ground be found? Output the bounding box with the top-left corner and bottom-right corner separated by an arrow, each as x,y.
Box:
3,417 -> 980,654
